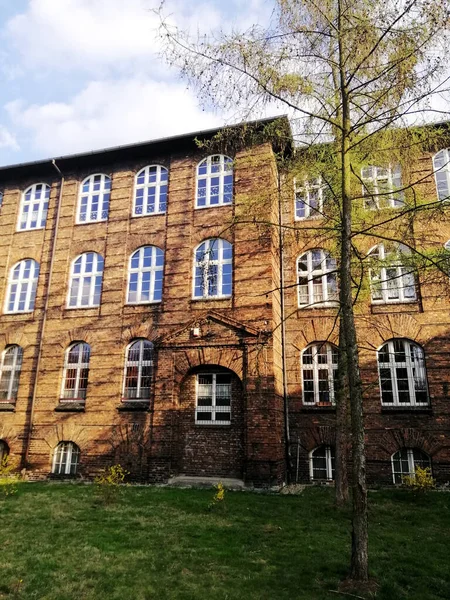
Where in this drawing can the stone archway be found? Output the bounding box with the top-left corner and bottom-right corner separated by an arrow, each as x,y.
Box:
176,364 -> 245,479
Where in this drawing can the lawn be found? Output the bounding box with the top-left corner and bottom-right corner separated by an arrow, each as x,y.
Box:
0,484 -> 449,600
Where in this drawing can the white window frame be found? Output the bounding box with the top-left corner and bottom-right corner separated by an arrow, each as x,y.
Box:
133,165 -> 168,216
61,343 -> 91,402
196,155 -> 233,208
301,343 -> 338,405
5,259 -> 40,314
361,165 -> 404,209
368,244 -> 416,304
297,249 -> 338,307
122,340 -> 154,401
391,448 -> 431,484
0,345 -> 23,403
294,178 -> 324,220
67,252 -> 104,309
127,246 -> 164,304
193,238 -> 232,299
77,173 -> 111,224
52,441 -> 80,476
195,372 -> 232,425
309,445 -> 335,481
17,183 -> 50,231
377,339 -> 429,407
432,148 -> 450,201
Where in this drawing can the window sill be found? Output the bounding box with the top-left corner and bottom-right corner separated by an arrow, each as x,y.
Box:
16,226 -> 46,233
132,211 -> 166,218
381,405 -> 432,413
117,400 -> 150,412
55,402 -> 85,412
302,404 -> 335,412
75,219 -> 108,225
65,304 -> 100,311
297,303 -> 338,311
191,295 -> 232,302
194,202 -> 232,210
0,403 -> 15,412
125,301 -> 162,307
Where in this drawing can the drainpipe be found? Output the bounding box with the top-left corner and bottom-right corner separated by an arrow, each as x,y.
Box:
24,160 -> 64,467
278,167 -> 291,483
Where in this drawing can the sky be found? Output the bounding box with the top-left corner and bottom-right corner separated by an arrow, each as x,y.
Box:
0,0 -> 277,167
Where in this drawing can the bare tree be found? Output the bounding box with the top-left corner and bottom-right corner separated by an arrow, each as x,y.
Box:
157,0 -> 450,587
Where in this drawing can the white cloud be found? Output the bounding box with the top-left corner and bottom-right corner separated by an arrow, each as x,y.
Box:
0,126 -> 19,151
5,78 -> 227,157
5,0 -> 272,75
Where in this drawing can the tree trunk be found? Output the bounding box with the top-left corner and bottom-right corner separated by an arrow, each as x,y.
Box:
339,119 -> 369,584
335,325 -> 349,507
337,8 -> 369,576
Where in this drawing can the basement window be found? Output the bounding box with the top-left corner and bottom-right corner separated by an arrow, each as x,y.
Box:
196,373 -> 231,425
52,441 -> 80,476
391,448 -> 431,484
310,445 -> 335,481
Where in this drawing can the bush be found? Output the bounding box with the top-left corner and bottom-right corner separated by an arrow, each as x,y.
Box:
402,466 -> 435,491
94,464 -> 129,504
0,455 -> 20,497
208,482 -> 226,511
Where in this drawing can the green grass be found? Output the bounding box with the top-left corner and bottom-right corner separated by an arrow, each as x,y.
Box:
0,484 -> 449,600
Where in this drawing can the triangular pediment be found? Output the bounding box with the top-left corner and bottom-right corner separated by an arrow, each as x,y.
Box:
160,310 -> 261,346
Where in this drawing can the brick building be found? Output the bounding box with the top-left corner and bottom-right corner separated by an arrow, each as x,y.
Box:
0,117 -> 449,487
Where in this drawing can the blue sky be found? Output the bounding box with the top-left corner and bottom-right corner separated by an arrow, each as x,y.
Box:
0,0 -> 276,166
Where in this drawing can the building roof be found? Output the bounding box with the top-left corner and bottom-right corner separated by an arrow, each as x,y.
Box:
0,115 -> 292,183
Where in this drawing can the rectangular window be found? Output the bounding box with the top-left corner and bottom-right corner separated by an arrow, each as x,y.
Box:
195,373 -> 231,425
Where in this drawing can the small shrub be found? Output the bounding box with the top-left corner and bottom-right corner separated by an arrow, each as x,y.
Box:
208,482 -> 226,511
0,455 -> 20,497
402,466 -> 435,491
94,464 -> 129,504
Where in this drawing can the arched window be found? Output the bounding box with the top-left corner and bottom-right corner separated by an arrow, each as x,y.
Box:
194,239 -> 232,299
0,346 -> 23,403
196,155 -> 233,208
134,165 -> 168,216
391,448 -> 431,484
123,340 -> 154,400
377,339 -> 429,406
77,174 -> 111,223
368,244 -> 416,303
310,445 -> 335,481
196,372 -> 232,425
18,183 -> 50,230
52,441 -> 80,475
361,165 -> 403,208
68,252 -> 104,308
297,249 -> 337,307
5,259 -> 40,313
0,440 -> 9,464
302,343 -> 338,405
61,343 -> 91,402
127,246 -> 164,304
295,178 -> 324,219
432,148 -> 450,201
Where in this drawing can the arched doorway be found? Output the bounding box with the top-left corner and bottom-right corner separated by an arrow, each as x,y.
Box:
177,365 -> 244,478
